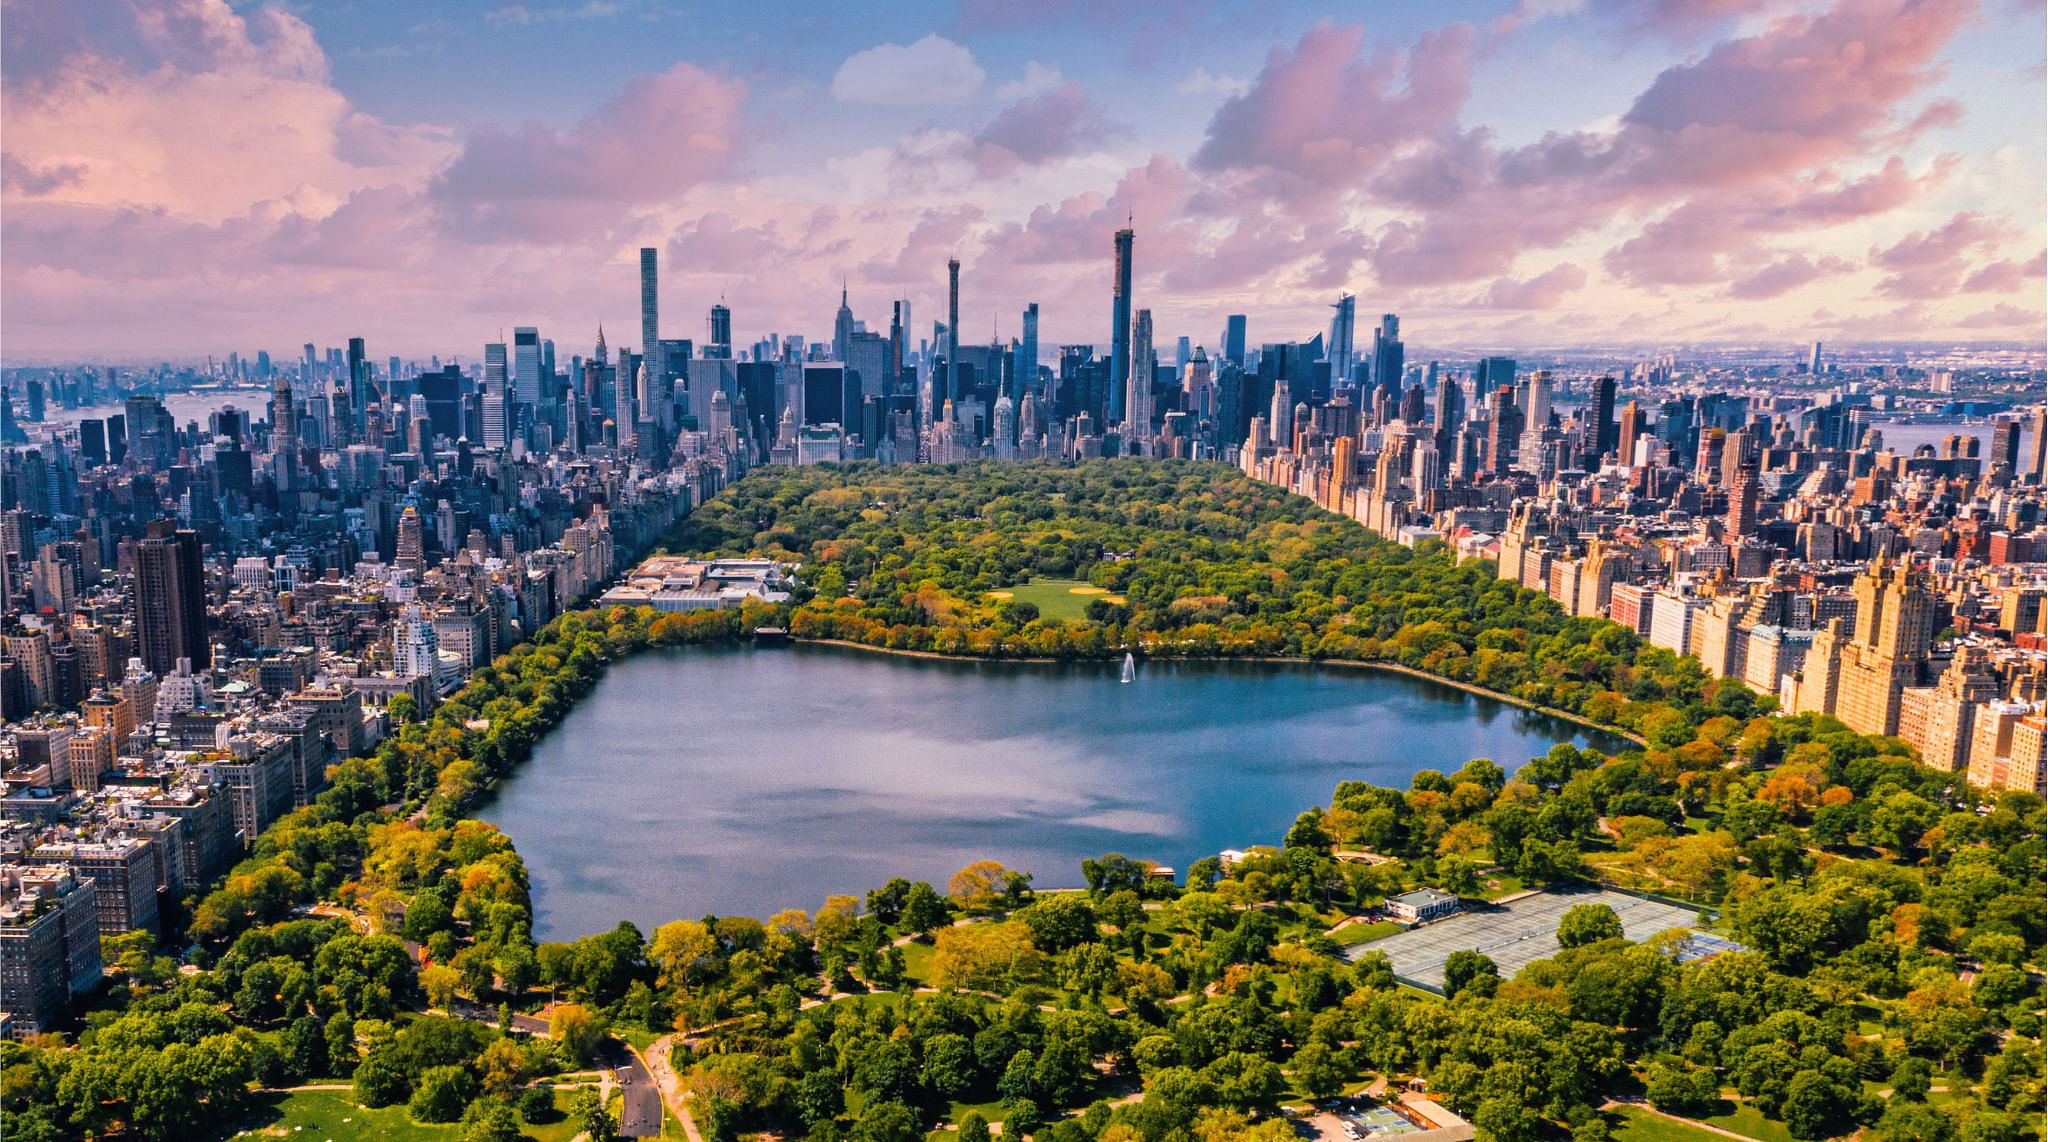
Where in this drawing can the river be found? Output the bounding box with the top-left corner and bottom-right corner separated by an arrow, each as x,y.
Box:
479,643 -> 1623,940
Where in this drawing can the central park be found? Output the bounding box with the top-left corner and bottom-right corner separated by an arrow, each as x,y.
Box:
4,461 -> 2040,1142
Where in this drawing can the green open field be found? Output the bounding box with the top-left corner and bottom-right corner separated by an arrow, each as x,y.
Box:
1609,1106 -> 1734,1142
1697,1098 -> 1795,1142
984,578 -> 1117,621
211,1086 -> 592,1142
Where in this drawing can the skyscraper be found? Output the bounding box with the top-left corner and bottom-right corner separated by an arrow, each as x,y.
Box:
2032,405 -> 2047,485
1110,227 -> 1134,423
346,337 -> 367,413
1020,303 -> 1039,395
134,520 -> 208,674
1809,341 -> 1824,375
1986,417 -> 2020,475
706,304 -> 732,360
1432,367 -> 1463,450
269,377 -> 295,457
834,283 -> 855,365
640,247 -> 660,384
888,301 -> 907,387
482,342 -> 508,449
1328,294 -> 1356,385
1592,375 -> 1618,462
946,257 -> 961,407
513,327 -> 543,412
1224,315 -> 1247,369
1126,308 -> 1154,452
1370,314 -> 1403,398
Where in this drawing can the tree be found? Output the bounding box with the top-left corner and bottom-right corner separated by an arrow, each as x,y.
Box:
931,922 -> 1040,991
1780,1070 -> 1853,1141
1020,894 -> 1097,951
922,1032 -> 979,1099
461,1097 -> 523,1142
866,878 -> 913,925
1557,903 -> 1624,949
549,1003 -> 605,1066
1443,951 -> 1499,1000
519,1084 -> 558,1123
387,694 -> 420,725
1889,1056 -> 1933,1102
1290,1041 -> 1347,1099
958,1109 -> 992,1141
1438,856 -> 1482,896
900,881 -> 949,938
421,964 -> 463,1010
1081,853 -> 1152,896
950,860 -> 1011,909
352,1044 -> 410,1107
409,1064 -> 478,1124
572,1086 -> 619,1142
855,1101 -> 923,1142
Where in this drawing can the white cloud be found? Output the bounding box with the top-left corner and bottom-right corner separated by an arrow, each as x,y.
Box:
994,60 -> 1062,100
831,34 -> 984,106
484,1 -> 633,26
1174,67 -> 1251,99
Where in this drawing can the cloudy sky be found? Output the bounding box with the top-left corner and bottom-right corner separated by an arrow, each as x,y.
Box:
2,0 -> 2043,362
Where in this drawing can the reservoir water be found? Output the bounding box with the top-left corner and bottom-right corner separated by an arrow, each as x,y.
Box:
480,643 -> 1623,940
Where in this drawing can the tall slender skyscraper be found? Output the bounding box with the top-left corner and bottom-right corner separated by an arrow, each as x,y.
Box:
889,301 -> 907,385
640,247 -> 660,381
1809,341 -> 1824,375
1224,315 -> 1247,369
346,337 -> 368,413
1328,294 -> 1356,386
1110,227 -> 1134,422
1020,303 -> 1039,396
946,258 -> 961,406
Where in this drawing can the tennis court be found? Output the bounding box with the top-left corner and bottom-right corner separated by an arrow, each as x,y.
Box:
1344,887 -> 1701,991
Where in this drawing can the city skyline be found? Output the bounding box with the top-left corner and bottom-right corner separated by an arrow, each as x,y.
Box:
3,0 -> 2046,361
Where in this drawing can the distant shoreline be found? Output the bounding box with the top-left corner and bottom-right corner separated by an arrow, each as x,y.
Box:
798,638 -> 1645,747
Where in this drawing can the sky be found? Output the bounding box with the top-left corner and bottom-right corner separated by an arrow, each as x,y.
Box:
1,0 -> 2043,362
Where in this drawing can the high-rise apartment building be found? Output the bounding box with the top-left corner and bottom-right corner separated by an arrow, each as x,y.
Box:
1371,314 -> 1403,397
1110,228 -> 1133,423
1126,309 -> 1155,453
1328,294 -> 1355,386
513,327 -> 543,411
134,520 -> 208,674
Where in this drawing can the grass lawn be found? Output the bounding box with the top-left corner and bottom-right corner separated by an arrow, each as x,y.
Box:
1333,919 -> 1403,946
1695,1099 -> 1795,1142
1610,1106 -> 1734,1142
614,1024 -> 663,1052
901,939 -> 937,983
987,578 -> 1105,621
214,1086 -> 589,1142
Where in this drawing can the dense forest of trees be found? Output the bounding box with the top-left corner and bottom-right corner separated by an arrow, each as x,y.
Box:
3,459 -> 2039,1142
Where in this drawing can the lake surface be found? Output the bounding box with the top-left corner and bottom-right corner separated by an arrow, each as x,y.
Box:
481,644 -> 1622,940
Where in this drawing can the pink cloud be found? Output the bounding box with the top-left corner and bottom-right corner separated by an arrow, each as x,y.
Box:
968,84 -> 1114,174
1192,20 -> 1473,194
1961,250 -> 2047,293
1473,263 -> 1590,309
1956,303 -> 2044,329
1870,211 -> 2005,297
429,62 -> 747,243
1725,254 -> 1855,299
